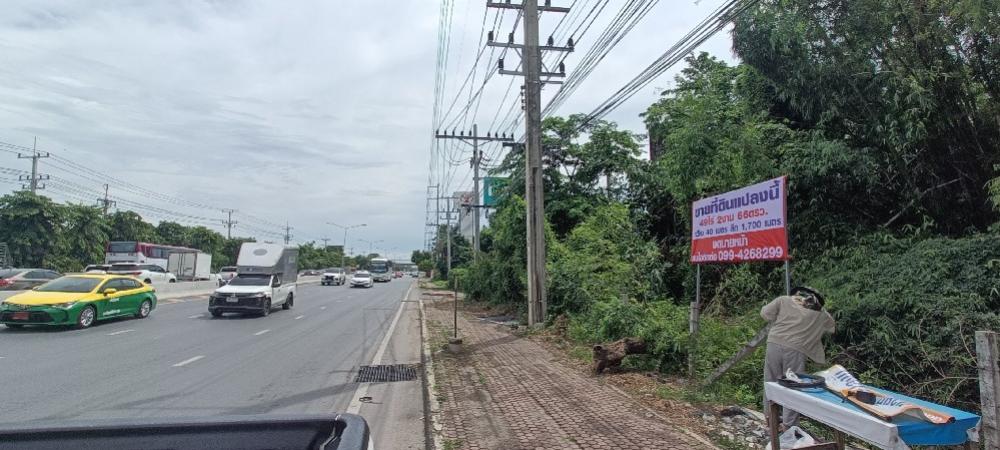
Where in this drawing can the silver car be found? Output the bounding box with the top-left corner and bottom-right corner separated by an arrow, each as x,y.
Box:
0,268 -> 63,290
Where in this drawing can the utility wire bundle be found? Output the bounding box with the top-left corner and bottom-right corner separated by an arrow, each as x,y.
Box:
578,0 -> 760,128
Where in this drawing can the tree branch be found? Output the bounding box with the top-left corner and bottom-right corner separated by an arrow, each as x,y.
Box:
882,178 -> 960,228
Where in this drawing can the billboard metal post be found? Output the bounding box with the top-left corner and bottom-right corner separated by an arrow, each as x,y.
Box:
689,265 -> 702,378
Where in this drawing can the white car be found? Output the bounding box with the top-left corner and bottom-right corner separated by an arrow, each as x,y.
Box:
350,271 -> 374,288
84,264 -> 111,274
107,263 -> 177,285
321,268 -> 346,286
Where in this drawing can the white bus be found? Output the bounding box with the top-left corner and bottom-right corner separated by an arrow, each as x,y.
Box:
369,258 -> 392,282
105,241 -> 197,268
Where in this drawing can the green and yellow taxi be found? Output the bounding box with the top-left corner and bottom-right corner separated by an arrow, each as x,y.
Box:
0,274 -> 157,329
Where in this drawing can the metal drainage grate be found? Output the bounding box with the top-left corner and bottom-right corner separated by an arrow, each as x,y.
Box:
354,364 -> 420,383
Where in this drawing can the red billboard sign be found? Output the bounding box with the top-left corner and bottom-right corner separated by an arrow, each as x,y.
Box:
690,176 -> 789,264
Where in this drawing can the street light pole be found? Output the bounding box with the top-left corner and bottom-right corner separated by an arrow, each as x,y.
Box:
328,222 -> 366,270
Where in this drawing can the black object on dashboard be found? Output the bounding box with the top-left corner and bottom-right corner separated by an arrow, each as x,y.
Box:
0,413 -> 369,450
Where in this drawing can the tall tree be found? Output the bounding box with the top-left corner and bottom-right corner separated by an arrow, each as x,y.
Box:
0,192 -> 62,267
53,204 -> 110,271
108,211 -> 157,242
732,0 -> 1000,233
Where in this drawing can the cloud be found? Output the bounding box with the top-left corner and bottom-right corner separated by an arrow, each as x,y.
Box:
0,0 -> 738,259
0,0 -> 437,257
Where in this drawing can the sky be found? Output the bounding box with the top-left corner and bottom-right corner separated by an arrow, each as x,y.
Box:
0,0 -> 736,260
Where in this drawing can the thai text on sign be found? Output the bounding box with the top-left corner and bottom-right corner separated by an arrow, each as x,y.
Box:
690,176 -> 789,264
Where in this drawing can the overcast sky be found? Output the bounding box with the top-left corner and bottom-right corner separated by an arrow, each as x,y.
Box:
0,0 -> 735,260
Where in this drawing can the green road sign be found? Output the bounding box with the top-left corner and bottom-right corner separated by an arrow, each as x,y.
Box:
483,177 -> 508,207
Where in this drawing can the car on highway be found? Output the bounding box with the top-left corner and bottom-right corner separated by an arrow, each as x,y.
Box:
0,274 -> 157,329
107,263 -> 177,285
394,271 -> 403,278
349,271 -> 374,288
0,268 -> 63,290
84,264 -> 111,274
321,268 -> 346,286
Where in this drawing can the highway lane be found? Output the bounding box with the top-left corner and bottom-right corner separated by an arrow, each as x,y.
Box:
0,278 -> 425,447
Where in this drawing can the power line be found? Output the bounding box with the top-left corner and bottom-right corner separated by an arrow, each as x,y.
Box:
579,0 -> 756,127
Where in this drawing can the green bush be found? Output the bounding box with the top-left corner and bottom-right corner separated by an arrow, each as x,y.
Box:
801,233 -> 1000,410
549,204 -> 662,316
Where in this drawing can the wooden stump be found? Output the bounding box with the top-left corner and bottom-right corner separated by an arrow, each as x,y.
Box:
592,337 -> 648,375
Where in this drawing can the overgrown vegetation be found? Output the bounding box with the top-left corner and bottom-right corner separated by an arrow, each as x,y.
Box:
444,0 -> 999,412
0,190 -> 370,272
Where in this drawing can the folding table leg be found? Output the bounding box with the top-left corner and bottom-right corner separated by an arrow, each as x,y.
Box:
834,430 -> 845,450
768,401 -> 782,449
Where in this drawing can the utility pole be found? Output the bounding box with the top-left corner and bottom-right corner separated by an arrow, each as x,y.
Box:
284,222 -> 293,245
489,0 -> 571,325
97,183 -> 116,215
17,137 -> 50,193
222,209 -> 238,239
434,125 -> 513,262
446,197 -> 453,275
321,238 -> 330,248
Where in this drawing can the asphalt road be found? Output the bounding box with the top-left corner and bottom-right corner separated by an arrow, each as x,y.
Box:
0,278 -> 426,449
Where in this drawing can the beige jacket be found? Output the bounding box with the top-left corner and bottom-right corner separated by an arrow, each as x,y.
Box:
761,295 -> 836,363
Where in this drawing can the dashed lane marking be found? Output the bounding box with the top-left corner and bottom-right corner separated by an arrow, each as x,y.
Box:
295,315 -> 304,320
172,355 -> 205,367
254,329 -> 271,336
106,329 -> 135,336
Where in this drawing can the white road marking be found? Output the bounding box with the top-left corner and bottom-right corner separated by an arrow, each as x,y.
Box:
188,314 -> 203,319
320,306 -> 327,310
254,329 -> 270,336
347,283 -> 414,415
106,329 -> 135,336
172,355 -> 205,367
294,315 -> 304,320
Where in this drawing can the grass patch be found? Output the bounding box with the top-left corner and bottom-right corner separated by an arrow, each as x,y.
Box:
442,439 -> 462,450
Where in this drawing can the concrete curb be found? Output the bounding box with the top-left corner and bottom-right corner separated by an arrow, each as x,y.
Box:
418,290 -> 444,450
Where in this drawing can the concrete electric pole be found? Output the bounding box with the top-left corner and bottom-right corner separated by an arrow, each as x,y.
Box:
97,183 -> 116,215
17,137 -> 50,193
488,0 -> 572,325
284,222 -> 293,245
222,209 -> 238,239
434,125 -> 513,262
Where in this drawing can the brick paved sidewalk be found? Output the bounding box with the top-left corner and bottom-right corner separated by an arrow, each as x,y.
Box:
423,291 -> 716,450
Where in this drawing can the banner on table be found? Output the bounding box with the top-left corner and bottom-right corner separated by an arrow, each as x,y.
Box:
690,176 -> 789,264
818,365 -> 954,424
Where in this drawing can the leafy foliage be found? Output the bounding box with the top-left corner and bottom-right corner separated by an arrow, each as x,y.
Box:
801,234 -> 1000,410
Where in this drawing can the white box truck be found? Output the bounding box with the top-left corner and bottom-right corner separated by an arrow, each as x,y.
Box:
208,243 -> 298,318
167,251 -> 213,281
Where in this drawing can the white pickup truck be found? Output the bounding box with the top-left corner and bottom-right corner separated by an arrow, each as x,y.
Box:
208,243 -> 298,318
